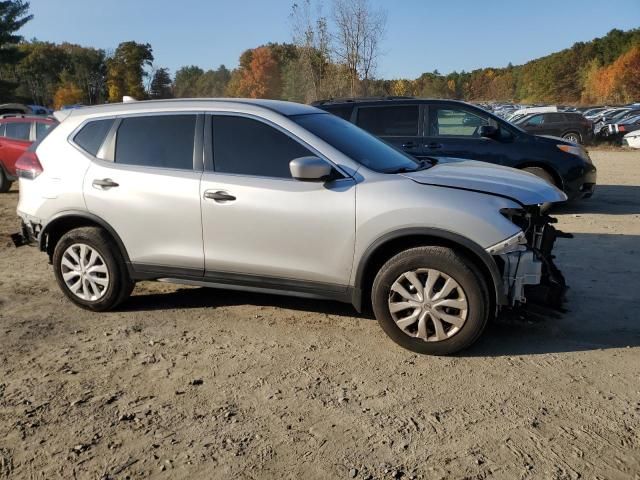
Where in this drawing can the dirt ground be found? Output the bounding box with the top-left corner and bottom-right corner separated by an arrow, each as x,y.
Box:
1,150 -> 639,480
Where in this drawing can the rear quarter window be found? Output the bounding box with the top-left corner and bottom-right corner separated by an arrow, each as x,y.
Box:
74,119 -> 115,156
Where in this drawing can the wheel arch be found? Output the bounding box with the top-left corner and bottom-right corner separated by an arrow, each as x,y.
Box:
515,161 -> 564,190
39,211 -> 132,273
353,228 -> 507,313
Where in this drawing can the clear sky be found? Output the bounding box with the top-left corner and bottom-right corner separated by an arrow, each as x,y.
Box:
19,0 -> 640,79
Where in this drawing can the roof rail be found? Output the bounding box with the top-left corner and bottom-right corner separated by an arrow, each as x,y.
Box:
311,96 -> 416,106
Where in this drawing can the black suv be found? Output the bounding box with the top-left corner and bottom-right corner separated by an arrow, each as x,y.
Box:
514,112 -> 593,144
314,98 -> 597,201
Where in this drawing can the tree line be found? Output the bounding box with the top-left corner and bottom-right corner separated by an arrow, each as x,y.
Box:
0,0 -> 638,108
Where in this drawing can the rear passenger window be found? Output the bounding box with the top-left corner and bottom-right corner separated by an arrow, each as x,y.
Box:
0,123 -> 5,136
5,122 -> 31,140
545,113 -> 564,123
325,105 -> 354,121
357,106 -> 419,136
115,115 -> 196,170
74,119 -> 114,156
211,115 -> 312,178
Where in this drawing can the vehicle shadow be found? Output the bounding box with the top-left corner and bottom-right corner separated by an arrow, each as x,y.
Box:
554,185 -> 640,215
121,232 -> 639,356
465,232 -> 640,356
123,285 -> 371,319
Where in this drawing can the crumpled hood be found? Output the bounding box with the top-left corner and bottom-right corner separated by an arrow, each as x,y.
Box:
401,158 -> 567,206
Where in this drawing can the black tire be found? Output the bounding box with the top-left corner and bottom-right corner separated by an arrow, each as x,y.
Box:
0,168 -> 12,193
522,167 -> 556,212
371,246 -> 490,355
52,226 -> 134,312
562,132 -> 582,144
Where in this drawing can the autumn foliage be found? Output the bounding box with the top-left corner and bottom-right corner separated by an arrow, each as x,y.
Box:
230,47 -> 282,99
583,46 -> 640,104
53,82 -> 83,109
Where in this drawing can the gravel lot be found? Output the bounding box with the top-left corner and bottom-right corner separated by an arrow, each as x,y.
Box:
1,150 -> 639,479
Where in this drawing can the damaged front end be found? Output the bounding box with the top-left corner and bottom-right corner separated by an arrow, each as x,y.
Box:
488,207 -> 571,311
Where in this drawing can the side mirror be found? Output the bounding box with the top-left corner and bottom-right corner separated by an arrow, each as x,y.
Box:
289,156 -> 333,182
479,125 -> 499,138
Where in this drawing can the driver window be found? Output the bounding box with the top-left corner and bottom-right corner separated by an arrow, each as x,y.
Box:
526,114 -> 544,126
430,108 -> 489,137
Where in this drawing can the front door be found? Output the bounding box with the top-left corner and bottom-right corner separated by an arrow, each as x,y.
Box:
200,114 -> 356,287
423,104 -> 515,167
83,114 -> 204,273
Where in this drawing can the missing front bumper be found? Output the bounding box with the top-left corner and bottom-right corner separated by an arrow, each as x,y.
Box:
495,214 -> 569,311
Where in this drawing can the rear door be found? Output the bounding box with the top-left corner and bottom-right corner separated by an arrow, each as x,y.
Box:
354,104 -> 424,157
83,113 -> 204,273
0,120 -> 32,176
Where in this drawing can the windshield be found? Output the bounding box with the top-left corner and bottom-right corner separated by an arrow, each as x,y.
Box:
291,113 -> 422,173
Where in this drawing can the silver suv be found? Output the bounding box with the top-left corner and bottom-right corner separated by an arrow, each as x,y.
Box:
15,99 -> 568,355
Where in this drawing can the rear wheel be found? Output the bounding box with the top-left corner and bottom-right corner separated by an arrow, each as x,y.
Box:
52,227 -> 134,311
371,246 -> 489,355
562,132 -> 581,144
0,168 -> 12,193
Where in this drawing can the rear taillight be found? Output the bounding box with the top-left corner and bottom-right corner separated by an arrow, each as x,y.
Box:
15,151 -> 43,180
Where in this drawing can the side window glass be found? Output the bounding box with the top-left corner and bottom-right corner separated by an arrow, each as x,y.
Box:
526,114 -> 544,126
325,106 -> 354,121
115,115 -> 196,170
211,115 -> 313,178
35,122 -> 55,141
5,122 -> 31,140
0,123 -> 5,137
74,119 -> 114,156
357,106 -> 419,136
430,108 -> 488,137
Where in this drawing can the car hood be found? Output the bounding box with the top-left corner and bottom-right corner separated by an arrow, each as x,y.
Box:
401,158 -> 567,206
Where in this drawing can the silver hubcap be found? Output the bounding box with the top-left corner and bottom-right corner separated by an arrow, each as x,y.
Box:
61,243 -> 109,301
388,268 -> 468,342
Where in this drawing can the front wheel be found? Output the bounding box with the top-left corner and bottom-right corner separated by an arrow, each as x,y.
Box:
52,226 -> 134,311
371,246 -> 489,355
0,168 -> 12,193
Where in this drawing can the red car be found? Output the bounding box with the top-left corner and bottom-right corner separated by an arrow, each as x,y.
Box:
0,115 -> 57,192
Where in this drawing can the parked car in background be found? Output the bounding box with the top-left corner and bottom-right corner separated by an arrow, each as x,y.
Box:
0,115 -> 57,192
594,108 -> 640,137
14,98 -> 569,355
514,112 -> 592,144
0,103 -> 31,116
315,97 -> 597,201
603,114 -> 640,141
622,129 -> 640,148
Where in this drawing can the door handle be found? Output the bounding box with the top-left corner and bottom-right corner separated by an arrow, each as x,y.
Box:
425,142 -> 442,149
402,141 -> 417,149
204,190 -> 236,202
92,178 -> 119,189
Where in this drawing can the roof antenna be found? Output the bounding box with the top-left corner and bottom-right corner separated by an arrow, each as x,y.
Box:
122,96 -> 137,103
